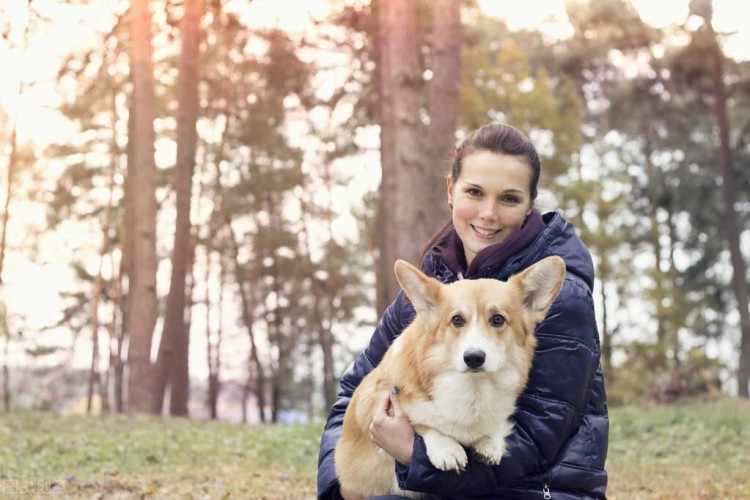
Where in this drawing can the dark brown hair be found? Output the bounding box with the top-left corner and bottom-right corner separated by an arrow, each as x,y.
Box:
419,123 -> 542,269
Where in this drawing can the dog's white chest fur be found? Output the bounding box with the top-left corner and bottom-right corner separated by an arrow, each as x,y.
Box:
406,371 -> 518,444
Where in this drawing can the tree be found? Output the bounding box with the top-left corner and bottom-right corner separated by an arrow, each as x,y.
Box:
153,0 -> 205,416
125,0 -> 159,413
425,0 -> 461,229
684,0 -> 750,396
375,0 -> 428,314
551,0 -> 665,384
604,47 -> 718,384
0,1 -> 33,285
0,79 -> 21,286
50,8 -> 133,413
86,163 -> 118,414
1,303 -> 10,410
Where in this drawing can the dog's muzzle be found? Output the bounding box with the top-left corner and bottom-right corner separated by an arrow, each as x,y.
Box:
463,349 -> 486,371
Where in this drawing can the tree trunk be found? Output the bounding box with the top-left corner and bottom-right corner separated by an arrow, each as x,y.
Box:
664,185 -> 682,366
197,165 -> 219,420
86,295 -> 101,416
111,236 -> 126,413
227,221 -> 267,423
643,136 -> 670,370
205,246 -> 223,420
153,0 -> 205,416
125,0 -> 159,413
2,333 -> 9,411
0,80 -> 21,285
311,276 -> 337,412
88,149 -> 118,414
298,191 -> 337,412
268,248 -> 283,424
375,0 -> 426,314
426,0 -> 460,226
709,33 -> 750,397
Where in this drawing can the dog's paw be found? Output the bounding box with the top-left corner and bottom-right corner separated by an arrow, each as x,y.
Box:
423,432 -> 468,471
472,435 -> 506,466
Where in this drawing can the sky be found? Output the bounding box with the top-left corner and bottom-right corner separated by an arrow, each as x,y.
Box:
476,0 -> 750,60
3,0 -> 750,142
1,0 -> 748,384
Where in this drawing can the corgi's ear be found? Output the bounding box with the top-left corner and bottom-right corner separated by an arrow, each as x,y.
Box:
394,260 -> 441,319
512,256 -> 566,325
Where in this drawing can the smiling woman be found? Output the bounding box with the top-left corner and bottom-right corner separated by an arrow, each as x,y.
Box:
318,122 -> 609,499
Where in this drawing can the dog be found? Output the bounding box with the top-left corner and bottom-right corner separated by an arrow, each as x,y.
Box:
334,256 -> 566,498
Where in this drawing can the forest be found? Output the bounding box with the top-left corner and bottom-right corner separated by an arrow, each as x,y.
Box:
0,0 -> 748,426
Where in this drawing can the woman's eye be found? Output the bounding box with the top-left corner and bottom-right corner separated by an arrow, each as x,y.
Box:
451,315 -> 466,327
467,188 -> 483,197
490,314 -> 505,327
501,195 -> 520,204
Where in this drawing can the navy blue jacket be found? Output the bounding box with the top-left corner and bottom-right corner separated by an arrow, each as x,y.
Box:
317,212 -> 608,499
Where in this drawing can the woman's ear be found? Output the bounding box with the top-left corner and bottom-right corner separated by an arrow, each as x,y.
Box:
446,176 -> 454,206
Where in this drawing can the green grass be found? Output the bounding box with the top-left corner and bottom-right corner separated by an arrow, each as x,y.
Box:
1,398 -> 749,498
607,398 -> 750,499
0,411 -> 322,498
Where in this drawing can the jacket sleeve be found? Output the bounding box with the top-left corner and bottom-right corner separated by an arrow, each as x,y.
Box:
395,275 -> 601,496
317,291 -> 415,500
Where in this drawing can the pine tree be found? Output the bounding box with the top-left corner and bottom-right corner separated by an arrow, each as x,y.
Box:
125,0 -> 159,413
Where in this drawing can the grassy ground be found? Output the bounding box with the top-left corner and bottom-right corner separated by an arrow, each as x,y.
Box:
0,411 -> 321,498
1,398 -> 749,498
607,398 -> 750,499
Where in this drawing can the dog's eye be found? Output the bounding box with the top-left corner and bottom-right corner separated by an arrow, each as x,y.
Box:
490,314 -> 505,327
451,314 -> 465,327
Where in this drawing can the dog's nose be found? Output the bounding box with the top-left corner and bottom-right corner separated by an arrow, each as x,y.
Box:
463,349 -> 486,370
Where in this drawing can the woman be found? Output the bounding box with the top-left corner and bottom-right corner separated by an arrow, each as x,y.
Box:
317,123 -> 608,499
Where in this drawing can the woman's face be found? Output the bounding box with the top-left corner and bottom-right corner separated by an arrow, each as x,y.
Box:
447,150 -> 534,266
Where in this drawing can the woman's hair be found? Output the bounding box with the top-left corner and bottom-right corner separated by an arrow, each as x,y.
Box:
419,123 -> 542,269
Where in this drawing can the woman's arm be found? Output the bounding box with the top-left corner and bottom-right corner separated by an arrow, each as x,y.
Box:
316,292 -> 415,500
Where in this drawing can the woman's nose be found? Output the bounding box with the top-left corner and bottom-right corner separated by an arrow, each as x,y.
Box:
478,200 -> 497,220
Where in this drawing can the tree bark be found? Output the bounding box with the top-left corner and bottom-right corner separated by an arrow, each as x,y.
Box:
298,187 -> 337,412
375,0 -> 426,314
2,332 -> 9,411
0,80 -> 21,285
153,0 -> 205,416
426,0 -> 460,226
111,235 -> 126,413
205,246 -> 223,420
87,173 -> 116,414
125,0 -> 159,413
709,32 -> 750,397
227,220 -> 267,423
0,1 -> 32,285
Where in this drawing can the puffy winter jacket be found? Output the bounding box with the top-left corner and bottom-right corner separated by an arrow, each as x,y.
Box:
317,212 -> 608,499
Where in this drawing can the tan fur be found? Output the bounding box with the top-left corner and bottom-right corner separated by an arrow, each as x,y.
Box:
335,256 -> 566,497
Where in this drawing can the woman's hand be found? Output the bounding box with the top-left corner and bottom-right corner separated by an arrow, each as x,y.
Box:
369,389 -> 415,465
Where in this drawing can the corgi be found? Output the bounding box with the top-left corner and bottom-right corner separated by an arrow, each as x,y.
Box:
334,256 -> 566,498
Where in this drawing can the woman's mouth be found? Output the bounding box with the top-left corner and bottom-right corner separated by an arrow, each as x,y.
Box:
471,225 -> 501,239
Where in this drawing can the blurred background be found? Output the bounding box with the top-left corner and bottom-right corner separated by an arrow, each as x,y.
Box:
0,0 -> 748,422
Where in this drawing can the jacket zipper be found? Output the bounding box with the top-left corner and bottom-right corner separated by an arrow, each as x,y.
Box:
542,472 -> 551,499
